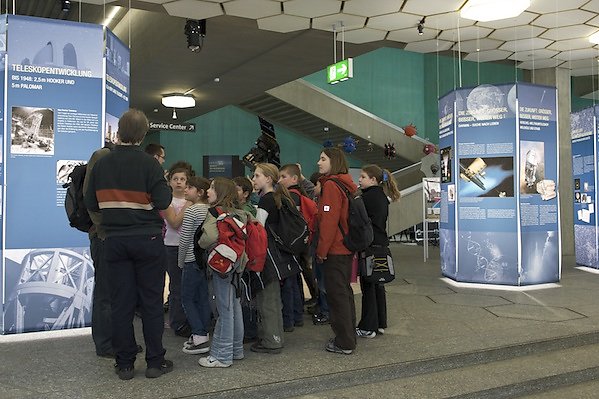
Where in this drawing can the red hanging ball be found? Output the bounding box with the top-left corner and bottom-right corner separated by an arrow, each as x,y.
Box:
404,124 -> 417,137
423,144 -> 436,155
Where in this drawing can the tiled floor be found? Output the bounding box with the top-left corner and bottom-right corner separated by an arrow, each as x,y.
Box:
1,243 -> 598,398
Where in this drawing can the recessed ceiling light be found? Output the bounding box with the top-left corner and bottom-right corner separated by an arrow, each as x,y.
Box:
461,0 -> 530,22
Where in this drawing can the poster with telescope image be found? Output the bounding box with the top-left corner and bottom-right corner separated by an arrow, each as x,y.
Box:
571,107 -> 598,268
439,83 -> 559,285
1,15 -> 107,334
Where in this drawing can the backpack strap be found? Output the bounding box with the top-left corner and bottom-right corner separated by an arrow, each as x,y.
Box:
209,207 -> 222,218
328,178 -> 352,238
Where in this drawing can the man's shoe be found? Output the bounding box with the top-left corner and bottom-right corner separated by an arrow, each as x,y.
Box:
250,342 -> 281,354
145,359 -> 174,378
114,364 -> 134,380
378,328 -> 385,335
312,313 -> 330,325
182,340 -> 210,355
199,356 -> 230,368
356,328 -> 377,339
283,326 -> 294,333
97,351 -> 114,359
325,339 -> 353,355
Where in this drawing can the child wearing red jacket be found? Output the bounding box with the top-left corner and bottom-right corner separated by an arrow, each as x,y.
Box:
316,147 -> 357,355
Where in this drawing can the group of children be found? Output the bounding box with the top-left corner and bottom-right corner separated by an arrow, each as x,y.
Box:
160,147 -> 400,366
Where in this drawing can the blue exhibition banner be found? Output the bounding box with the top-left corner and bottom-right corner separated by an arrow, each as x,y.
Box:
105,30 -> 130,143
518,84 -> 559,284
439,83 -> 560,286
438,91 -> 457,279
2,15 -> 102,333
571,107 -> 598,267
455,84 -> 518,285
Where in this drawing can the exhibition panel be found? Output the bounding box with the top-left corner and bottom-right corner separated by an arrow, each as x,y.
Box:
0,15 -> 128,334
572,107 -> 598,268
439,83 -> 560,285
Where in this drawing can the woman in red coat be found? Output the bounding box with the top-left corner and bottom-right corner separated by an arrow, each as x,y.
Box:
316,147 -> 357,355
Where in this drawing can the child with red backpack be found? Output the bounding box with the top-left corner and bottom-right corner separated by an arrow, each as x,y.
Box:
197,177 -> 251,368
278,164 -> 318,332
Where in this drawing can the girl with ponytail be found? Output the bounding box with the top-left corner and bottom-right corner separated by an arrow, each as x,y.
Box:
355,164 -> 400,339
250,163 -> 299,354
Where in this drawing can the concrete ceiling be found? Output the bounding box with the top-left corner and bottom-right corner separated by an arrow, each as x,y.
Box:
4,0 -> 599,121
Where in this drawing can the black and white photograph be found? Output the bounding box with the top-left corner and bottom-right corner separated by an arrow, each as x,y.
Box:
11,106 -> 54,155
56,160 -> 83,185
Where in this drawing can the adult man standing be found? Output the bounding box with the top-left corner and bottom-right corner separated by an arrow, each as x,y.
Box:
85,109 -> 173,380
144,143 -> 166,165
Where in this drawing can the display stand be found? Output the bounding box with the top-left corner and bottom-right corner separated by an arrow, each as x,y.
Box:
0,15 -> 129,334
423,177 -> 440,262
438,83 -> 560,285
571,107 -> 599,268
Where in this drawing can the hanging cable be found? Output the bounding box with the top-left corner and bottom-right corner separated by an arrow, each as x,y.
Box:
457,17 -> 462,88
333,24 -> 336,63
341,22 -> 345,61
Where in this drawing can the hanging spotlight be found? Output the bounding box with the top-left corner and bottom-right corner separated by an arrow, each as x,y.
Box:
417,16 -> 426,36
61,0 -> 71,12
184,19 -> 206,52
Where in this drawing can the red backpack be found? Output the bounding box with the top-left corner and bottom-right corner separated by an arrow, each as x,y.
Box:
205,208 -> 247,276
245,219 -> 267,272
289,188 -> 318,241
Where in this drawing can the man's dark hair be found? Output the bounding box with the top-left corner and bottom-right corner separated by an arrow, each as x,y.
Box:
233,176 -> 253,195
118,109 -> 149,144
145,143 -> 164,156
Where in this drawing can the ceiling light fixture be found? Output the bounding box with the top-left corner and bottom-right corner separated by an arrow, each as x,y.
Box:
61,0 -> 71,12
460,0 -> 530,22
417,17 -> 425,36
589,32 -> 599,45
162,93 -> 195,109
184,19 -> 206,52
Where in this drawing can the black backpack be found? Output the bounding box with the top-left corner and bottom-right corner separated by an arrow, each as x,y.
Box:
268,198 -> 310,256
330,178 -> 374,252
63,163 -> 93,233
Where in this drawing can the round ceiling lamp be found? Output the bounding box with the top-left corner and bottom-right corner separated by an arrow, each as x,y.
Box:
161,93 -> 195,108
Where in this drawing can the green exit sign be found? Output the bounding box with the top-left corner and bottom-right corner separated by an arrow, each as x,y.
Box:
327,58 -> 353,84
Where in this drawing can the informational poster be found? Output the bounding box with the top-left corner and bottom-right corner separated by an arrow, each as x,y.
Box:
571,107 -> 597,267
105,30 -> 129,144
1,15 -> 113,334
517,84 -> 559,284
439,83 -> 560,286
455,84 -> 518,285
438,91 -> 457,279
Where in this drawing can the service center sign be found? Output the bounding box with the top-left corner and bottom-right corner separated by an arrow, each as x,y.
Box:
149,121 -> 196,132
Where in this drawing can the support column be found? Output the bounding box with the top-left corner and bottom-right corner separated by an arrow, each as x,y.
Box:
531,67 -> 574,256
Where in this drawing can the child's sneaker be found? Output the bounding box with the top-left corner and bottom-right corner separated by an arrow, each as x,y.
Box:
199,356 -> 230,368
182,340 -> 210,355
183,336 -> 194,349
356,328 -> 376,339
325,338 -> 353,355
